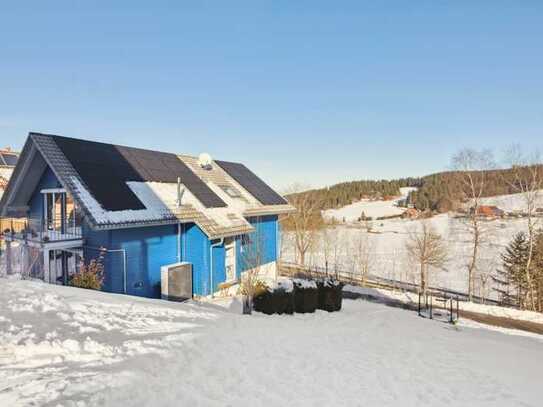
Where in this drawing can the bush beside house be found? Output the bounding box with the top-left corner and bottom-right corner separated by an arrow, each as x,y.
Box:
253,278 -> 343,315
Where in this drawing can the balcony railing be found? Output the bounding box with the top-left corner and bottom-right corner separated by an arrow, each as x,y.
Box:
1,217 -> 82,244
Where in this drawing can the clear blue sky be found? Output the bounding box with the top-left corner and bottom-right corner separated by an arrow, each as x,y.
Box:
1,1 -> 542,190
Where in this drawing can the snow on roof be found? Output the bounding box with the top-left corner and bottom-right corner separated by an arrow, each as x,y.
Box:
71,177 -> 252,235
71,177 -> 177,225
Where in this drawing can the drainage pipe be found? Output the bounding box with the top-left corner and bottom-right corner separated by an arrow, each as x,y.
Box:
209,238 -> 224,298
85,246 -> 127,294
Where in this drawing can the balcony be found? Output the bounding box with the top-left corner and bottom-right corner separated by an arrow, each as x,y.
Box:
2,217 -> 83,248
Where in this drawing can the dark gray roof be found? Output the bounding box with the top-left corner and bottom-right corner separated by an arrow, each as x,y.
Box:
52,135 -> 227,211
215,160 -> 287,206
1,132 -> 292,230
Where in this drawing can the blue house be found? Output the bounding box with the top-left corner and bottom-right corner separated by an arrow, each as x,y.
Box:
0,132 -> 294,299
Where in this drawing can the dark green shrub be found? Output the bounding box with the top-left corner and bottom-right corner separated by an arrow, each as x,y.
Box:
293,279 -> 318,313
317,279 -> 344,312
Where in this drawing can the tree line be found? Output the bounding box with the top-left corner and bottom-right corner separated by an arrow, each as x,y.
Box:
286,177 -> 422,211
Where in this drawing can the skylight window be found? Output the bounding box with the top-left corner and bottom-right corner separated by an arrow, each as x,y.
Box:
219,184 -> 242,198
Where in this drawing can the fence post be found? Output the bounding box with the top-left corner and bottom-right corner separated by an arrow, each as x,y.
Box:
456,296 -> 459,321
429,294 -> 433,319
449,295 -> 453,323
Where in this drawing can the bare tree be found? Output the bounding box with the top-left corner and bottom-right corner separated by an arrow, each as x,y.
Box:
474,257 -> 497,304
282,184 -> 323,266
504,145 -> 543,310
239,233 -> 265,315
451,148 -> 495,301
352,230 -> 374,285
321,226 -> 339,276
405,221 -> 448,295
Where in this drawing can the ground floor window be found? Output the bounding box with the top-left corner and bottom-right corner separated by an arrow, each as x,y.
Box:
225,237 -> 236,281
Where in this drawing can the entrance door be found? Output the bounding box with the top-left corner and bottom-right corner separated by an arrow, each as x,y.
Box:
225,238 -> 236,281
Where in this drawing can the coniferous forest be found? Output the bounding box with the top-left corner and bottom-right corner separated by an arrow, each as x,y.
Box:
291,166 -> 543,213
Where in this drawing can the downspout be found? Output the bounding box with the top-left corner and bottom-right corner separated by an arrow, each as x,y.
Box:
276,219 -> 279,283
176,177 -> 183,264
85,246 -> 127,294
107,249 -> 128,294
209,238 -> 224,298
177,223 -> 181,262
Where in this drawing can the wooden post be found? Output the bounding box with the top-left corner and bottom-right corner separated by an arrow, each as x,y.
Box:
450,296 -> 453,323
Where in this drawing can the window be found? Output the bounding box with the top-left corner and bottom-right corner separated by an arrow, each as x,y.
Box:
219,184 -> 242,198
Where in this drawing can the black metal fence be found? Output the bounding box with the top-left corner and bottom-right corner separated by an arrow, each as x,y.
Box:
279,260 -> 503,307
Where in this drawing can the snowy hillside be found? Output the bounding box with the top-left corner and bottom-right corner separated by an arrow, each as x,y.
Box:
323,187 -> 416,222
479,190 -> 543,212
283,214 -> 528,297
1,278 -> 542,406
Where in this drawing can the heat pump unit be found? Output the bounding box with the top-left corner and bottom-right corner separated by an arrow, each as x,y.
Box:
161,262 -> 193,302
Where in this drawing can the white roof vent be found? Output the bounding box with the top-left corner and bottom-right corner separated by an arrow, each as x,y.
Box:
198,152 -> 213,170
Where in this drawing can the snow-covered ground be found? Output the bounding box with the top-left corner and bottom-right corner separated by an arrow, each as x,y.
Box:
344,284 -> 543,325
479,190 -> 543,212
283,214 -> 529,298
323,187 -> 415,222
1,278 -> 543,407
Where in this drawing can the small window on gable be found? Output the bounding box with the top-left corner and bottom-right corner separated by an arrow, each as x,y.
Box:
219,184 -> 242,198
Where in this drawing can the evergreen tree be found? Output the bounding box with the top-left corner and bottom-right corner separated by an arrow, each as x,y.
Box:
494,232 -> 529,307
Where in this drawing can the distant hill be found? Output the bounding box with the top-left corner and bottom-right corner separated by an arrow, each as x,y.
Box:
288,165 -> 543,213
287,178 -> 422,210
409,167 -> 542,212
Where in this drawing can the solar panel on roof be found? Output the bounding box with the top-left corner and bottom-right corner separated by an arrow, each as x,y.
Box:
1,154 -> 18,166
215,160 -> 287,206
117,146 -> 226,208
53,135 -> 226,212
54,137 -> 146,211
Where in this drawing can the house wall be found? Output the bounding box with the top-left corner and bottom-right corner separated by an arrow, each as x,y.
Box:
181,223 -> 226,296
28,166 -> 62,222
84,224 -> 179,298
236,215 -> 278,277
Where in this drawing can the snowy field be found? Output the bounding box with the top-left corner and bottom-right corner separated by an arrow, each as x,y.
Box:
283,214 -> 528,298
286,190 -> 543,298
323,187 -> 416,222
479,190 -> 543,212
1,278 -> 543,407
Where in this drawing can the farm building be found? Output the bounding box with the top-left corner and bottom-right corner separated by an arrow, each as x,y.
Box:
472,205 -> 505,218
0,132 -> 294,299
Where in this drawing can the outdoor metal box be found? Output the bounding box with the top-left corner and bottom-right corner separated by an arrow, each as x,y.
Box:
161,262 -> 193,302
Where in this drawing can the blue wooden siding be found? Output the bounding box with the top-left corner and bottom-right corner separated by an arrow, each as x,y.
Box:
237,215 -> 278,274
211,242 -> 226,293
84,221 -> 227,298
82,223 -> 118,293
28,167 -> 62,220
183,223 -> 211,296
109,225 -> 178,298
